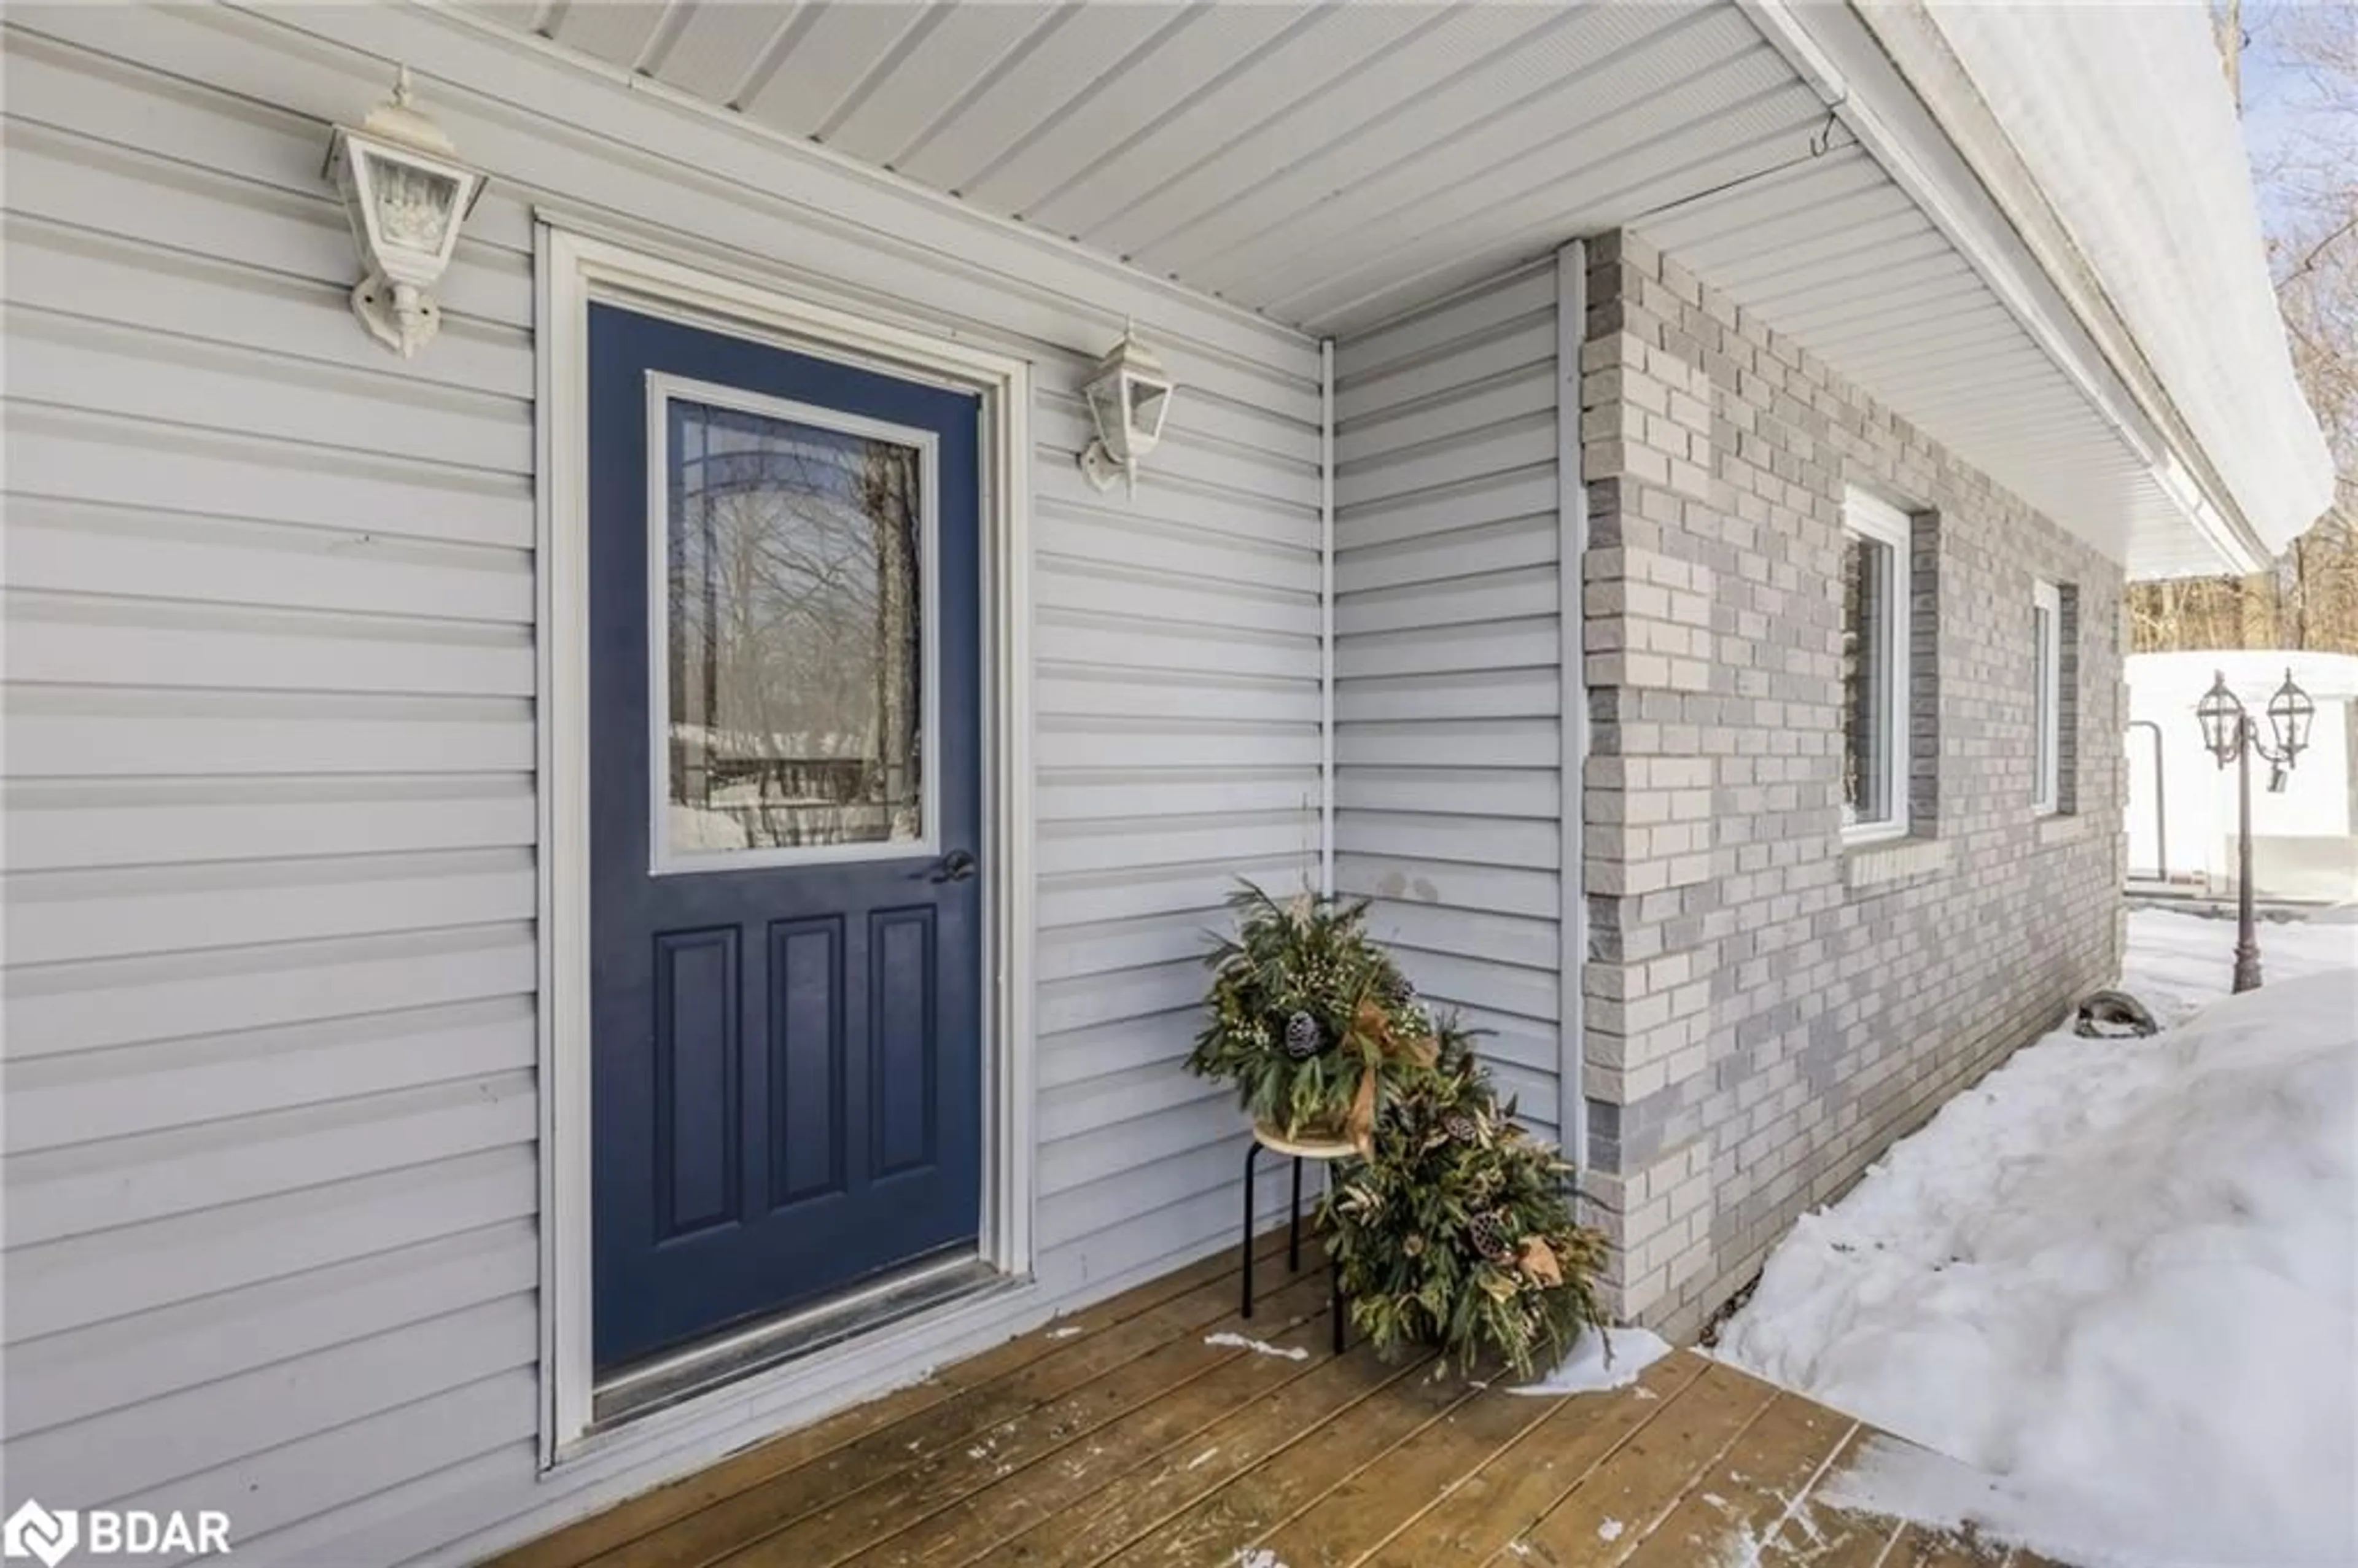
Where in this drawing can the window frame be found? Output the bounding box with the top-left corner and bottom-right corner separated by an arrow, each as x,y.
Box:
2032,578 -> 2063,815
644,371 -> 944,877
1841,489 -> 1914,846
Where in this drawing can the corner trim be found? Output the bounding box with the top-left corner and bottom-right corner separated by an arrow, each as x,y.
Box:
1557,239 -> 1590,1171
1319,338 -> 1337,898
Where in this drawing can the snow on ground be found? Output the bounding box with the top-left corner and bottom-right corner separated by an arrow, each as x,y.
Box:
1509,1326 -> 1673,1395
1202,1332 -> 1309,1362
2122,905 -> 2357,1025
1715,911 -> 2358,1566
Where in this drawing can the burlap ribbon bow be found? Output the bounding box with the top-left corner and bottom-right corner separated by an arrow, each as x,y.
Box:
1343,998 -> 1439,1158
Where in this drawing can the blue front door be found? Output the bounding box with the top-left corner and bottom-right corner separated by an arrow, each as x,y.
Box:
588,304 -> 984,1374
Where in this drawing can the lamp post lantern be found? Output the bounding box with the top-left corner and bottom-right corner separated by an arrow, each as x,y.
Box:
2195,667 -> 2311,992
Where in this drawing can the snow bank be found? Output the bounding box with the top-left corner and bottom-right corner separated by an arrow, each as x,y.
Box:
2123,907 -> 2357,1026
1716,963 -> 2358,1566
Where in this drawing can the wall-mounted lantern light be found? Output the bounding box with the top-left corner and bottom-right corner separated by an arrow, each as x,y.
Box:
324,67 -> 488,359
1078,325 -> 1175,497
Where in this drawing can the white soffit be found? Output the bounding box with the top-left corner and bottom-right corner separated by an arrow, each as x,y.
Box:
1641,146 -> 2203,575
456,0 -> 1824,335
453,0 -> 2265,576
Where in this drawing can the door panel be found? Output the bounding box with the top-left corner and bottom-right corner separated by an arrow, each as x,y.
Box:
871,905 -> 938,1176
590,303 -> 984,1374
653,926 -> 740,1241
768,915 -> 845,1208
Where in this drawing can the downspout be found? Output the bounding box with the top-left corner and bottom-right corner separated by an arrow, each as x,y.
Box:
1556,241 -> 1589,1174
1319,338 -> 1337,898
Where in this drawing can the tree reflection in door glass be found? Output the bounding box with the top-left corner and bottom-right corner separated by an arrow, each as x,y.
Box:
664,398 -> 923,857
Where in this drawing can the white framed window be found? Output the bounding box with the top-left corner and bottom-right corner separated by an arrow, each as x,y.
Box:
2032,579 -> 2062,814
645,373 -> 942,875
1841,489 -> 1914,842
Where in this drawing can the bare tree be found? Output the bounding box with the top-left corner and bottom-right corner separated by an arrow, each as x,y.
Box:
2128,2 -> 2358,655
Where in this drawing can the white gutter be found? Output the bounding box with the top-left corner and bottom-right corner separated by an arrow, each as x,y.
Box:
1735,0 -> 2268,574
1318,338 -> 1336,899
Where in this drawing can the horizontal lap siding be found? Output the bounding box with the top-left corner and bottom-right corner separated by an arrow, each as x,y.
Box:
1332,262 -> 1568,1139
0,6 -> 1318,1563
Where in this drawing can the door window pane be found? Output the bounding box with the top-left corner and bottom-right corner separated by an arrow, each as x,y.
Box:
664,397 -> 925,860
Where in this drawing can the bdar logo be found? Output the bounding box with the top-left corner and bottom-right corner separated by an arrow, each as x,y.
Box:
2,1501 -> 78,1568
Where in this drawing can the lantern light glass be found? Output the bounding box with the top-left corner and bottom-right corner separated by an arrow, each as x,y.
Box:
2266,668 -> 2314,759
1078,326 -> 1176,495
324,68 -> 486,359
2195,670 -> 2244,766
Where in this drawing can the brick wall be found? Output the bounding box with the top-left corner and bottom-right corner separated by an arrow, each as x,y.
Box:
1576,229 -> 2126,1338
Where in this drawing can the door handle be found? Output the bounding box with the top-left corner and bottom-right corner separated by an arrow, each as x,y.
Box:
930,848 -> 978,883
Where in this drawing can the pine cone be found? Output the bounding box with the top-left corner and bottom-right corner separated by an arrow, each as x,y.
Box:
1442,1111 -> 1479,1144
1468,1210 -> 1514,1262
1283,1011 -> 1324,1061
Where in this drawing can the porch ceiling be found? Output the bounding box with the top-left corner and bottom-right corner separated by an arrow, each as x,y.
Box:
463,1 -> 1818,333
453,0 -> 2247,576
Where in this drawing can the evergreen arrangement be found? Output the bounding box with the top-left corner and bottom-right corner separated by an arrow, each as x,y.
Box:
1321,1027 -> 1611,1379
1186,884 -> 1436,1149
1189,882 -> 1612,1378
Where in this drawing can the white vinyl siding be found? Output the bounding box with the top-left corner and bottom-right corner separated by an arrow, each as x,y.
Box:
0,6 -> 1318,1563
1330,260 -> 1566,1142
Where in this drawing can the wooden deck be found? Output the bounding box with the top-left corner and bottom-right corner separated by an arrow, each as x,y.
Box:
496,1238 -> 2058,1568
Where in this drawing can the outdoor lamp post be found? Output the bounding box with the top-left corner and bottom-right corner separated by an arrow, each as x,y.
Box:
2195,667 -> 2312,992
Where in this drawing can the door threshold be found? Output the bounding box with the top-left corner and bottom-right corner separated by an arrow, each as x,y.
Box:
593,1250 -> 1003,1430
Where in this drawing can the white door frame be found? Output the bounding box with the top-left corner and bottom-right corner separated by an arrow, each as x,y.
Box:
535,224 -> 1035,1464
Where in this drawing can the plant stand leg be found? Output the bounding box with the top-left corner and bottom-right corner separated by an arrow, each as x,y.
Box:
1326,1161 -> 1345,1356
1240,1140 -> 1259,1321
1288,1155 -> 1302,1271
1331,1252 -> 1345,1356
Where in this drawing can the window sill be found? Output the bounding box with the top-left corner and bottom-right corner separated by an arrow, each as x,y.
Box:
1843,834 -> 1949,891
2036,813 -> 2088,847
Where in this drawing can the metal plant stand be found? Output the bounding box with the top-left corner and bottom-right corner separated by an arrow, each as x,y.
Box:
1239,1123 -> 1352,1356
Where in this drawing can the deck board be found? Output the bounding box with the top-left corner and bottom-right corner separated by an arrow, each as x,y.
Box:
976,1345 -> 1433,1568
1359,1351 -> 1707,1568
852,1297 -> 1339,1568
1617,1388 -> 1856,1567
1249,1376 -> 1555,1567
719,1274 -> 1339,1568
491,1244 -> 2085,1568
1099,1349 -> 1478,1565
1751,1426 -> 1904,1568
1488,1359 -> 1779,1566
